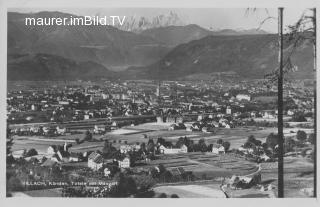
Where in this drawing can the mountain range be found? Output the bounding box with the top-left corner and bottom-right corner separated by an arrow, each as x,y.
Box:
140,24 -> 269,46
8,11 -> 170,70
7,11 -> 314,81
8,53 -> 118,80
125,34 -> 314,80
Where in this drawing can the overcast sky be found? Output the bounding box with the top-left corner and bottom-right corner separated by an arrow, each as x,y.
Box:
8,7 -> 312,33
6,0 -> 313,33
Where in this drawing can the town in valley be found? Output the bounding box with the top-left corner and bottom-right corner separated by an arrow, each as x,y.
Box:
6,78 -> 315,198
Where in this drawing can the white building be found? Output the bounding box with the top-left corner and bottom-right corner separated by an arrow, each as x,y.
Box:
236,94 -> 251,101
159,144 -> 188,154
120,145 -> 140,154
212,145 -> 225,154
226,107 -> 232,115
88,152 -> 103,171
118,157 -> 130,168
69,153 -> 80,162
104,168 -> 111,177
262,110 -> 277,119
56,126 -> 66,135
93,125 -> 106,134
47,145 -> 57,155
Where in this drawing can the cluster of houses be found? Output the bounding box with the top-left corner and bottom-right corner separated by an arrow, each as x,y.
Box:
11,125 -> 68,136
44,143 -> 132,177
157,143 -> 226,155
237,145 -> 272,162
46,143 -> 80,163
186,117 -> 233,132
119,144 -> 141,153
87,151 -> 130,177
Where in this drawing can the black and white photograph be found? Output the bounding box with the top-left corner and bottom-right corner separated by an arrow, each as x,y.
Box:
1,0 -> 319,201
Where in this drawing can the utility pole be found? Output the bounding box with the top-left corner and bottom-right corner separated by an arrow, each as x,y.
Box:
312,7 -> 317,198
277,7 -> 284,198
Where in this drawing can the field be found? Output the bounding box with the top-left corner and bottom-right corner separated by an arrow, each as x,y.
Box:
135,152 -> 259,179
153,184 -> 226,198
11,121 -> 313,159
221,156 -> 315,198
106,124 -> 278,149
9,121 -> 315,198
9,122 -> 282,156
260,157 -> 315,197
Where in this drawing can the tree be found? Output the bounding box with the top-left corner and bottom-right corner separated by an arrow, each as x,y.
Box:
246,135 -> 262,146
132,174 -> 156,192
284,137 -> 296,153
158,193 -> 167,198
84,130 -> 92,141
292,112 -> 307,122
7,176 -> 24,192
254,139 -> 262,146
266,133 -> 278,149
262,142 -> 269,151
6,138 -> 13,156
243,141 -> 255,149
147,139 -> 155,153
75,138 -> 80,144
171,194 -> 179,198
296,130 -> 307,143
25,148 -> 38,157
222,141 -> 231,151
247,135 -> 256,143
308,133 -> 315,144
175,137 -> 185,148
198,138 -> 207,152
158,164 -> 166,174
102,141 -> 117,158
140,143 -> 146,153
156,137 -> 166,146
111,173 -> 137,197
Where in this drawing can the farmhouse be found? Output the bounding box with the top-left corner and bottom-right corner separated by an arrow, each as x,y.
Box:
120,144 -> 140,154
47,145 -> 58,155
262,110 -> 278,119
169,123 -> 186,130
93,124 -> 106,134
212,144 -> 225,154
159,144 -> 188,154
69,152 -> 80,162
88,152 -> 104,171
238,146 -> 254,155
56,126 -> 67,135
118,157 -> 130,168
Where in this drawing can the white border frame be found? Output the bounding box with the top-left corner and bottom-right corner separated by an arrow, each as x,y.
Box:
0,1 -> 319,207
